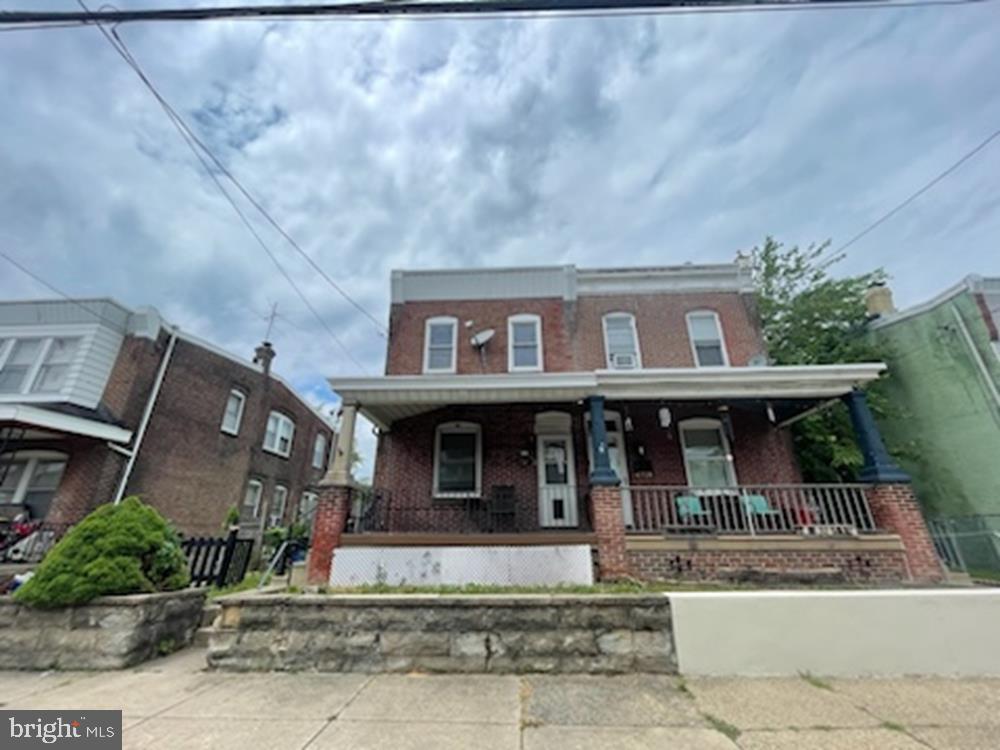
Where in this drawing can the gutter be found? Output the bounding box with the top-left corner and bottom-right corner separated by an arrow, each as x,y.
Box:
112,327 -> 179,504
951,307 -> 1000,419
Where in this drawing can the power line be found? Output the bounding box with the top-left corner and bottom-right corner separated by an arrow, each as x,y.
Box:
65,7 -> 387,339
0,0 -> 993,29
77,6 -> 373,374
820,125 -> 1000,267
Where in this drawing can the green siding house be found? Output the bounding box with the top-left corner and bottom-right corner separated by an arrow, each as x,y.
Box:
867,276 -> 1000,573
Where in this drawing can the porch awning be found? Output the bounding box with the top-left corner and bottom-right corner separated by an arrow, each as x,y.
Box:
329,364 -> 886,429
0,404 -> 133,443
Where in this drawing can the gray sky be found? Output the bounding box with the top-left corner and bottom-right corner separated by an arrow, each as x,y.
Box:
2,1 -> 999,475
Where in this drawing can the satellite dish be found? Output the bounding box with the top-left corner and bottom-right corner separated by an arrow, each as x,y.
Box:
470,329 -> 495,348
748,354 -> 769,368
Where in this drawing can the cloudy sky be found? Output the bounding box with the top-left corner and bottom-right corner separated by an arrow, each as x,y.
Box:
2,0 -> 999,475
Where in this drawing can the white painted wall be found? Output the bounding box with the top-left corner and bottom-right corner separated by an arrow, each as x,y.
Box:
671,589 -> 1000,677
330,545 -> 593,587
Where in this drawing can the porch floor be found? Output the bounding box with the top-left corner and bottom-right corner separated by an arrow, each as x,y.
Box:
341,532 -> 598,547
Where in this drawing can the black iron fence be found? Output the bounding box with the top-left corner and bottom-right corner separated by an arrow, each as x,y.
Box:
347,488 -> 593,534
180,528 -> 253,587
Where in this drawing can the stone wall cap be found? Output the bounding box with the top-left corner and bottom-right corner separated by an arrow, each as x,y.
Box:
219,592 -> 671,607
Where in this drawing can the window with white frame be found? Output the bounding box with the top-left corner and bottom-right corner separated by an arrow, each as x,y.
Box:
433,422 -> 482,497
32,338 -> 80,393
602,313 -> 641,369
269,484 -> 288,527
221,389 -> 246,435
508,314 -> 543,372
678,419 -> 737,488
243,479 -> 263,518
423,316 -> 458,373
299,491 -> 318,524
686,311 -> 728,367
0,451 -> 68,519
312,433 -> 328,470
0,337 -> 83,396
263,411 -> 295,457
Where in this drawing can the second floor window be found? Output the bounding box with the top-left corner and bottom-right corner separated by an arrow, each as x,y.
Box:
508,314 -> 543,372
0,337 -> 82,396
686,311 -> 728,367
603,313 -> 641,369
243,479 -> 263,518
263,411 -> 295,457
221,389 -> 246,435
313,433 -> 328,470
424,317 -> 457,373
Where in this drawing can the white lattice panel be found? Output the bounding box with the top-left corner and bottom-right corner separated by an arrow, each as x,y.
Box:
330,545 -> 593,587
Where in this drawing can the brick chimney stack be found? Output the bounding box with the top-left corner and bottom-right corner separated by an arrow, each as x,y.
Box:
253,341 -> 276,377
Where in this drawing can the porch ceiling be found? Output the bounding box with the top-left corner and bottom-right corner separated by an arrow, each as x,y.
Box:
329,364 -> 886,429
0,404 -> 133,443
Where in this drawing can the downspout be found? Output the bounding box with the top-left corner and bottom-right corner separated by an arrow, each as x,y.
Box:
112,327 -> 179,504
951,307 -> 1000,420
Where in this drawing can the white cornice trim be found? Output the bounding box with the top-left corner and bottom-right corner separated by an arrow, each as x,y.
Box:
869,275 -> 986,330
0,404 -> 133,443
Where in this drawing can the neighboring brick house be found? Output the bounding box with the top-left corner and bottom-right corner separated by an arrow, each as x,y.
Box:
311,262 -> 945,586
0,298 -> 335,539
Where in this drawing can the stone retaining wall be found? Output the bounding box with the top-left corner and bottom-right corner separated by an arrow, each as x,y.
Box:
0,589 -> 206,670
207,594 -> 675,674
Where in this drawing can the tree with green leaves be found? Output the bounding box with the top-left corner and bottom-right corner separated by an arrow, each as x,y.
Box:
749,237 -> 892,482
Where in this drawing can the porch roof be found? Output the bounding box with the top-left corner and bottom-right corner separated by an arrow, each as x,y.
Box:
329,363 -> 886,429
0,404 -> 133,443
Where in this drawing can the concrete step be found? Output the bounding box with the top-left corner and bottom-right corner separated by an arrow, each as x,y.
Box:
201,602 -> 221,628
193,627 -> 215,648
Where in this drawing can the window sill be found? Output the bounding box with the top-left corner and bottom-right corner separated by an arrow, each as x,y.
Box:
433,492 -> 481,502
220,428 -> 240,437
262,447 -> 291,459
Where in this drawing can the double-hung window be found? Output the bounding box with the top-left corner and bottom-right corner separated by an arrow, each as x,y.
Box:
508,314 -> 543,372
679,419 -> 737,488
423,317 -> 458,373
269,485 -> 288,527
243,479 -> 263,518
221,389 -> 246,435
433,422 -> 482,497
686,311 -> 728,367
312,433 -> 328,470
602,313 -> 641,369
0,337 -> 82,395
263,412 -> 295,457
299,491 -> 318,524
0,451 -> 68,520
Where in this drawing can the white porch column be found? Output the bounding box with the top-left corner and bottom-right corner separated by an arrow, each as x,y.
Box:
325,403 -> 357,486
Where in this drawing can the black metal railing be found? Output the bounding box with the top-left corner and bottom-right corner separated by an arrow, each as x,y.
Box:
347,488 -> 593,534
180,528 -> 254,587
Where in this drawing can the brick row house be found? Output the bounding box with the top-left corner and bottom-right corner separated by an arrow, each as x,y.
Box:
0,298 -> 335,550
308,262 -> 945,585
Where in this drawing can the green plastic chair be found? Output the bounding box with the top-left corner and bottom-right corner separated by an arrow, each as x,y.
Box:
742,493 -> 783,531
675,495 -> 709,520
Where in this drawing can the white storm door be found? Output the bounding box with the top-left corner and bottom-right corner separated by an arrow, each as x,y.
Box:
537,435 -> 578,528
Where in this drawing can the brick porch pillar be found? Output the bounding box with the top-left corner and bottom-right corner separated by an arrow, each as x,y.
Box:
305,484 -> 351,585
587,396 -> 629,580
843,389 -> 945,582
306,403 -> 358,585
867,484 -> 946,582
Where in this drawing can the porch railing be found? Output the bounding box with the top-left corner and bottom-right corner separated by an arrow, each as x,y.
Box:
347,488 -> 591,534
627,484 -> 877,536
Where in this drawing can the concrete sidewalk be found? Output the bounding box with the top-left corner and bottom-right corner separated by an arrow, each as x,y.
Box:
2,647 -> 998,749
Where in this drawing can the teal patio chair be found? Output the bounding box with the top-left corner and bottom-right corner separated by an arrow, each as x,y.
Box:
742,493 -> 783,532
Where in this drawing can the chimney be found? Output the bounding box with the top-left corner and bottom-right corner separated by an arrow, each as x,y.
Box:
253,341 -> 276,377
865,283 -> 895,318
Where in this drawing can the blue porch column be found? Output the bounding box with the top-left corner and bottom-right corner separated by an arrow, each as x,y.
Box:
842,388 -> 910,483
587,396 -> 620,486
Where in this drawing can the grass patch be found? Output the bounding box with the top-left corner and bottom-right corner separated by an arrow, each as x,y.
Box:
968,568 -> 1000,583
881,721 -> 907,733
676,677 -> 693,698
799,672 -> 833,691
210,571 -> 262,599
702,712 -> 741,741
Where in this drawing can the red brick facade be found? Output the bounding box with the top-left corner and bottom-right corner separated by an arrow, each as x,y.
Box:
867,484 -> 946,582
627,547 -> 910,582
591,485 -> 629,579
36,335 -> 333,537
307,484 -> 351,584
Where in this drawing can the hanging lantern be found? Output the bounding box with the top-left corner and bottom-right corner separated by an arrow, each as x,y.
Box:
658,407 -> 672,429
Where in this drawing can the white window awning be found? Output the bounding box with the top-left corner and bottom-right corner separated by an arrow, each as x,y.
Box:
0,404 -> 133,443
329,364 -> 886,430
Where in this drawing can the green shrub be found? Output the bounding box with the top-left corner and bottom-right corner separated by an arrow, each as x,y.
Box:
15,497 -> 190,608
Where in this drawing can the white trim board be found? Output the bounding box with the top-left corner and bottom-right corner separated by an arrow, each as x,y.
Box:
0,404 -> 132,443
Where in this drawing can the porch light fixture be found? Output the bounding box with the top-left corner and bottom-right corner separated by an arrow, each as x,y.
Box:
623,416 -> 634,432
657,407 -> 672,429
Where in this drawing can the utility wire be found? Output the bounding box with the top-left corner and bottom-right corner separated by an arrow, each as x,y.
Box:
820,125 -> 1000,267
78,6 -> 372,374
0,0 -> 995,31
65,7 -> 387,339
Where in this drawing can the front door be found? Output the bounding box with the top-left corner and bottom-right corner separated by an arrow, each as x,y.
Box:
537,434 -> 578,528
585,412 -> 634,528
